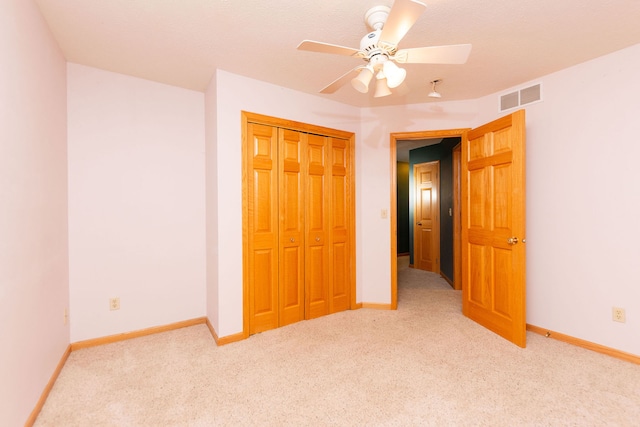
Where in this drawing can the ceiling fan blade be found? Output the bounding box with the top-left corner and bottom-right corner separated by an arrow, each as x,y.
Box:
320,66 -> 365,94
394,44 -> 472,64
297,40 -> 362,57
379,0 -> 426,47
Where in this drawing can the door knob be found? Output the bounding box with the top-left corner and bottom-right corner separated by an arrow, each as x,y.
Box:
290,238 -> 295,243
417,222 -> 422,226
315,237 -> 320,242
507,237 -> 519,245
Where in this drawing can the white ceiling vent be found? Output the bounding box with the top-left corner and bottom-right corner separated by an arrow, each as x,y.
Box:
499,83 -> 542,112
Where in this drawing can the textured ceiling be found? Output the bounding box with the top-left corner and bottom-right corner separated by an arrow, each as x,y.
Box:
34,0 -> 640,108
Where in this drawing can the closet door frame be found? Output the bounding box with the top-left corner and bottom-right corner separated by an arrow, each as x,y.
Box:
241,111 -> 356,337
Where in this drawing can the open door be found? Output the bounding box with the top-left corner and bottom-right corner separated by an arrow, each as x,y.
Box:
461,110 -> 526,347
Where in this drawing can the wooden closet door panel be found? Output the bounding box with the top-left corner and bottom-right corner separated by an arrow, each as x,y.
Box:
278,129 -> 305,327
305,134 -> 329,319
247,123 -> 279,334
330,138 -> 350,313
244,112 -> 356,337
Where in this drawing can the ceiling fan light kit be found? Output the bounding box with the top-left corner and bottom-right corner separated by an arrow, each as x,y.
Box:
382,60 -> 406,88
374,73 -> 393,98
297,0 -> 472,97
351,66 -> 375,93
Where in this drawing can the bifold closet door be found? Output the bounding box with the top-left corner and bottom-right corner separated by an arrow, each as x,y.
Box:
305,134 -> 330,319
247,124 -> 306,333
329,137 -> 351,313
246,121 -> 351,334
278,129 -> 305,327
246,123 -> 279,334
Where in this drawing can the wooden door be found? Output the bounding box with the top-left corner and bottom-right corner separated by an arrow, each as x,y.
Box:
461,110 -> 526,347
246,123 -> 279,334
329,137 -> 351,313
413,161 -> 440,273
278,129 -> 306,326
305,134 -> 330,319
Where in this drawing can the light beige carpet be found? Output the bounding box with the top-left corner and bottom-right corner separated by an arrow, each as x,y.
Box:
35,257 -> 640,426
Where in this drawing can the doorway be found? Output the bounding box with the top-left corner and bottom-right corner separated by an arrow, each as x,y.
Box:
389,129 -> 469,309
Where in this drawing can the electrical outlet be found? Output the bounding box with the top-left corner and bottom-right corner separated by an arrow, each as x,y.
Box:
109,297 -> 120,311
612,307 -> 626,323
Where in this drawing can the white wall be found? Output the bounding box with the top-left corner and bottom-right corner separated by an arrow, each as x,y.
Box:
358,44 -> 640,355
354,44 -> 640,355
0,1 -> 69,425
67,64 -> 206,342
474,44 -> 640,355
211,70 -> 361,337
205,72 -> 219,333
358,101 -> 480,303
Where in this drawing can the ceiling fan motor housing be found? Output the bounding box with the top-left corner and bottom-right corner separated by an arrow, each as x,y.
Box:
359,29 -> 395,70
360,30 -> 381,52
359,4 -> 395,69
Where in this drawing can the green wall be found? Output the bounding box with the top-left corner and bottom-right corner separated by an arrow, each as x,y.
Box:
396,162 -> 410,254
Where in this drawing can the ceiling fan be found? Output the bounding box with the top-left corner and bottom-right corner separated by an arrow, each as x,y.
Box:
297,0 -> 472,97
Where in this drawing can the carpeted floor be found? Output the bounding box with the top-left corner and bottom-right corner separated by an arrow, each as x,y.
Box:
35,257 -> 640,426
